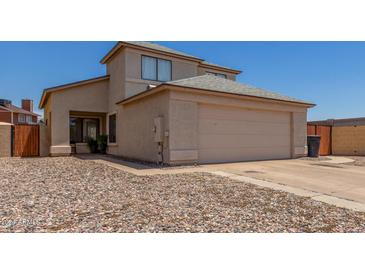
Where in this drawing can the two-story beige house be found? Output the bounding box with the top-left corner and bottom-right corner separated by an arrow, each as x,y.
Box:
39,41 -> 314,164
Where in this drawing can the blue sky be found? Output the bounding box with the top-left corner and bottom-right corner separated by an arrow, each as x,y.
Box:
0,41 -> 364,120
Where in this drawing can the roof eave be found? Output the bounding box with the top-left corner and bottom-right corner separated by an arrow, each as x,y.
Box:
13,111 -> 40,116
166,84 -> 315,107
198,63 -> 242,74
0,106 -> 11,112
1,104 -> 40,116
39,75 -> 110,109
118,83 -> 315,107
116,85 -> 167,105
100,42 -> 123,64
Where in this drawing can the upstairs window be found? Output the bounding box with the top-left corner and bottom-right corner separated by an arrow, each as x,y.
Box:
142,56 -> 157,80
26,115 -> 32,124
18,114 -> 25,123
157,59 -> 172,81
108,114 -> 116,143
142,55 -> 171,82
206,71 -> 227,79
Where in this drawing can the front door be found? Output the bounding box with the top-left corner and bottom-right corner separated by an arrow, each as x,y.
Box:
84,119 -> 99,141
70,117 -> 100,144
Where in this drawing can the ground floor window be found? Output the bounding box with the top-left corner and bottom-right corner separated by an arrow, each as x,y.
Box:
108,114 -> 116,143
70,117 -> 100,144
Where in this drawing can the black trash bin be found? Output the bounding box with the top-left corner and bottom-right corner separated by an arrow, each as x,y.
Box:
307,135 -> 321,157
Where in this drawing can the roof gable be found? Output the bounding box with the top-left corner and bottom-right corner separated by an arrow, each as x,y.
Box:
39,75 -> 110,109
100,41 -> 241,74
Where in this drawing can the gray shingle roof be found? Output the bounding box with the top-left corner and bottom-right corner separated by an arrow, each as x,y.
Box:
102,41 -> 241,73
125,41 -> 202,60
167,75 -> 314,105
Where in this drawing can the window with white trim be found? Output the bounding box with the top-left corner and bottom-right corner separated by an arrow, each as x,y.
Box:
26,115 -> 32,124
18,113 -> 25,123
142,55 -> 171,82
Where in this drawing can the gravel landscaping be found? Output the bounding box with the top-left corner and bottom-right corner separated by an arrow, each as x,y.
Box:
1,157 -> 365,232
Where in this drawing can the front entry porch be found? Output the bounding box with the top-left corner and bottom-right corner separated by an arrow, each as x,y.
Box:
69,111 -> 106,154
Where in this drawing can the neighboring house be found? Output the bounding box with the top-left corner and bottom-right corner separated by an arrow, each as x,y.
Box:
39,41 -> 314,164
0,99 -> 39,124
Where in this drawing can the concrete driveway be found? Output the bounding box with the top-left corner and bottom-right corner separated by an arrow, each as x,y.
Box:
79,154 -> 365,210
204,158 -> 365,204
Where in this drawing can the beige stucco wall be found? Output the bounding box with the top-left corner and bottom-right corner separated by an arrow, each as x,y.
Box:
105,47 -> 199,156
122,47 -> 198,99
120,88 -> 309,164
49,79 -> 109,155
107,50 -> 125,112
332,126 -> 365,155
43,98 -> 53,155
291,112 -> 308,156
101,46 -> 240,158
0,122 -> 12,157
39,123 -> 50,157
167,89 -> 309,163
106,47 -> 239,102
118,90 -> 170,163
169,100 -> 199,163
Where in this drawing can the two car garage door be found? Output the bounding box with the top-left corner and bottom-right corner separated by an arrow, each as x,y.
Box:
198,104 -> 292,164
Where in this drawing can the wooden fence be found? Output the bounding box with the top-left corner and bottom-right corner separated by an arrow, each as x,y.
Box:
307,124 -> 332,156
13,124 -> 39,157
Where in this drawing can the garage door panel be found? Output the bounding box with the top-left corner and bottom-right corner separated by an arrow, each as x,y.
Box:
199,105 -> 290,124
199,119 -> 290,135
198,104 -> 291,163
199,134 -> 290,149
